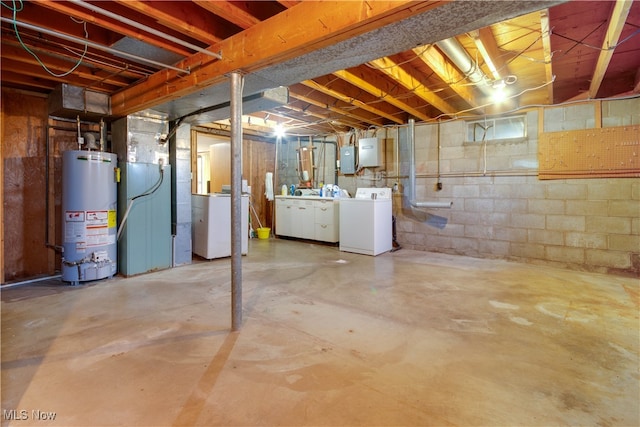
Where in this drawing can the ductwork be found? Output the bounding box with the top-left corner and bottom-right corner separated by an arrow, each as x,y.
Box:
435,37 -> 493,96
48,84 -> 112,121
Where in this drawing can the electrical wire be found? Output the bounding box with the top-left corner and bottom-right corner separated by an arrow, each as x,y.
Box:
429,75 -> 558,121
554,27 -> 640,52
431,90 -> 640,126
2,0 -> 89,77
116,168 -> 165,240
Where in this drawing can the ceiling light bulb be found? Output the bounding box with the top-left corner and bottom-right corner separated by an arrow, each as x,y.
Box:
274,124 -> 285,138
492,87 -> 507,103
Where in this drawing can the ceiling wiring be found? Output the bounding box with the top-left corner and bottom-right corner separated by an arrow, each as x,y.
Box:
428,75 -> 557,122
2,0 -> 89,77
0,0 -> 635,137
554,27 -> 640,52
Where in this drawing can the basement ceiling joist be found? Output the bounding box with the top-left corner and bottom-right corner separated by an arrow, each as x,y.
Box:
1,0 -> 639,136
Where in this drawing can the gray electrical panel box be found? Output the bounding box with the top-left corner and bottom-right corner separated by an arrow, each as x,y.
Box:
358,137 -> 382,167
340,146 -> 356,174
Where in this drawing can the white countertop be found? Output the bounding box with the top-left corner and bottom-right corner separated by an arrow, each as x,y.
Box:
275,195 -> 340,201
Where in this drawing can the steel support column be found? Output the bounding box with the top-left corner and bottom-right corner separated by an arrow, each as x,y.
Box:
230,71 -> 243,331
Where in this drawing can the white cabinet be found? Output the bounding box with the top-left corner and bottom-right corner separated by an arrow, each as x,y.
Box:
314,199 -> 339,243
275,196 -> 339,243
275,197 -> 293,236
192,194 -> 248,259
293,199 -> 316,239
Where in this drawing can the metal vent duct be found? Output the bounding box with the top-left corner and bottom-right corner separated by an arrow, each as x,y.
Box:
168,86 -> 289,126
435,38 -> 493,96
48,84 -> 111,120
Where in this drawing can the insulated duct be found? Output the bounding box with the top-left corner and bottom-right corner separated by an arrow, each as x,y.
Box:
435,37 -> 493,96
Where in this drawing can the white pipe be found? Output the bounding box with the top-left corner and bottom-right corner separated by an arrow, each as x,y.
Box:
408,118 -> 452,209
2,274 -> 62,288
412,201 -> 453,208
1,17 -> 189,74
409,118 -> 416,202
69,0 -> 222,60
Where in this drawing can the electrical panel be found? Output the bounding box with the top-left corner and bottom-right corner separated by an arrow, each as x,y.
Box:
358,137 -> 382,167
340,146 -> 356,174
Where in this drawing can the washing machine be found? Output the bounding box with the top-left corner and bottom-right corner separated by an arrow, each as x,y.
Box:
339,187 -> 392,256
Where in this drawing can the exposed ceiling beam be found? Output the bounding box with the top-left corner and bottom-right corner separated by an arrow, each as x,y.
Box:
587,0 -> 633,99
31,0 -> 193,57
301,79 -> 403,125
0,58 -> 105,88
111,1 -> 444,116
469,27 -> 505,81
1,32 -> 153,79
413,45 -> 478,108
0,71 -> 57,91
368,57 -> 457,116
539,9 -> 554,103
262,109 -> 339,133
193,1 -> 261,30
289,91 -> 368,129
279,103 -> 356,131
292,88 -> 383,128
333,69 -> 433,122
277,1 -> 301,8
1,42 -> 131,89
114,0 -> 222,46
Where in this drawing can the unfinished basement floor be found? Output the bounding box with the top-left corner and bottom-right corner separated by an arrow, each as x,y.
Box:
2,239 -> 639,426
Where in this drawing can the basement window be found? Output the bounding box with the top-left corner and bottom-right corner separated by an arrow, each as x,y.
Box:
466,115 -> 526,142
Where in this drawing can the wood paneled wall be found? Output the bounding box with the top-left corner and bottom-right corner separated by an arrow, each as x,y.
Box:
243,138 -> 275,230
2,89 -> 49,283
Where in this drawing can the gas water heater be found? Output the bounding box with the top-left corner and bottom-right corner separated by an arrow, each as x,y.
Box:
61,150 -> 118,285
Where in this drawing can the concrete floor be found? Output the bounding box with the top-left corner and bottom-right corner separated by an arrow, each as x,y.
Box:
1,238 -> 639,426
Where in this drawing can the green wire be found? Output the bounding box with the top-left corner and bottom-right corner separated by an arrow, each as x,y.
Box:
2,0 -> 89,78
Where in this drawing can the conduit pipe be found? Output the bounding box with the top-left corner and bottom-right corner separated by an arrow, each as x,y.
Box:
2,274 -> 62,288
1,17 -> 189,74
69,0 -> 222,60
408,118 -> 453,209
435,37 -> 492,96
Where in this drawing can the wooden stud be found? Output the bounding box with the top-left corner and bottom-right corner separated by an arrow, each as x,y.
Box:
588,0 -> 633,99
111,1 -> 444,116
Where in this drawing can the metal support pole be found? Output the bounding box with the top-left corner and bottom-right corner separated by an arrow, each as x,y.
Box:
408,118 -> 416,204
230,71 -> 243,331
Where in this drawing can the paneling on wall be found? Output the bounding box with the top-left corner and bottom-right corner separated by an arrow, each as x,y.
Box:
539,126 -> 640,179
245,139 -> 275,229
2,90 -> 48,283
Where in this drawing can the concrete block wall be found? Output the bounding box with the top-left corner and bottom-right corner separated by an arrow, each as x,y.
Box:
393,98 -> 640,276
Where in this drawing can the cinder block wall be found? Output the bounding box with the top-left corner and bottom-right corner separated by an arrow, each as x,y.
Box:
394,98 -> 639,276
